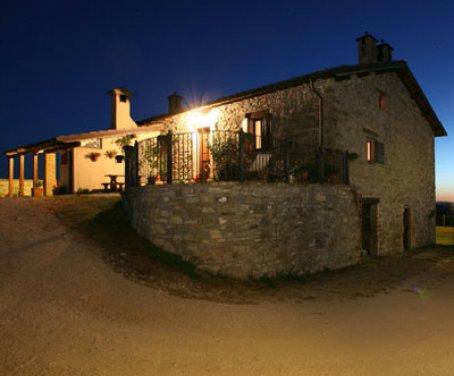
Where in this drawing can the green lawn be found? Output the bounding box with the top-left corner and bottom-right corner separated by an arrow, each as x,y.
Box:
437,226 -> 454,245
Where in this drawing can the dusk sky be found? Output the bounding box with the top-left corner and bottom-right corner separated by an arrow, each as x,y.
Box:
1,0 -> 453,200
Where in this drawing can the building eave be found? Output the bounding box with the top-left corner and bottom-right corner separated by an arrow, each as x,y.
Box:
4,123 -> 166,157
137,60 -> 446,137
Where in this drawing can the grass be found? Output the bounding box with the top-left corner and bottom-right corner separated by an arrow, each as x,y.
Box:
52,195 -> 200,278
436,226 -> 454,245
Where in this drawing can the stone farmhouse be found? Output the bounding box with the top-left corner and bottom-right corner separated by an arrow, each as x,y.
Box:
5,34 -> 447,278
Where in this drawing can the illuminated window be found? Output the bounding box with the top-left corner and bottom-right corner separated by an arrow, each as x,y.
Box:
254,119 -> 262,149
366,138 -> 385,164
247,111 -> 271,151
367,139 -> 375,162
378,92 -> 386,110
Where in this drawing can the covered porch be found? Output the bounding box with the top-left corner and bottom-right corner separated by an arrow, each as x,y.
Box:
4,138 -> 76,198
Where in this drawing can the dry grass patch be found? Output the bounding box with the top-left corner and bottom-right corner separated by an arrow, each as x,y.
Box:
49,195 -> 454,303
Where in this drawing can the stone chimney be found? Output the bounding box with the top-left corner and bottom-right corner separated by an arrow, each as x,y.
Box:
168,92 -> 183,114
108,87 -> 137,130
356,32 -> 378,64
356,33 -> 394,65
377,41 -> 394,63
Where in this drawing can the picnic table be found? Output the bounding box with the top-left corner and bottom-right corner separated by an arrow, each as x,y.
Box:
103,174 -> 125,192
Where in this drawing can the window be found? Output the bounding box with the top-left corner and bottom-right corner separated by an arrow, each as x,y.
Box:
119,94 -> 128,103
366,138 -> 385,164
81,138 -> 102,149
378,91 -> 386,110
247,111 -> 271,151
366,138 -> 375,162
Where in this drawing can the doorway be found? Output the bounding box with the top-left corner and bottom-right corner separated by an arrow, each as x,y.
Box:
403,207 -> 412,250
198,127 -> 210,181
361,198 -> 379,256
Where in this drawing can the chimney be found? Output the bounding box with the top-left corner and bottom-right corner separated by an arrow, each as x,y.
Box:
356,32 -> 378,64
168,92 -> 183,114
377,41 -> 394,63
107,87 -> 136,130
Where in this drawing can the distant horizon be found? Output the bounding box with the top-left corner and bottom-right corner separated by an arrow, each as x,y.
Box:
1,0 -> 452,199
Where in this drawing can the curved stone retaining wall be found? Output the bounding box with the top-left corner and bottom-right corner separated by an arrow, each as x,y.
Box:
123,183 -> 361,278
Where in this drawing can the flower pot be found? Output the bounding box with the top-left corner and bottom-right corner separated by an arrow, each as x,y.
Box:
115,155 -> 125,163
327,175 -> 341,185
32,187 -> 43,197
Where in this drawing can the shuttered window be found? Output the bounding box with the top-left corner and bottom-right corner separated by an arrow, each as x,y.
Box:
247,111 -> 272,151
366,138 -> 385,164
376,141 -> 385,164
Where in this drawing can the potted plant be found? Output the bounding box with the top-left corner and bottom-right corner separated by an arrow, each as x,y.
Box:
347,151 -> 359,161
115,134 -> 135,163
325,164 -> 341,184
86,152 -> 101,162
32,179 -> 43,197
104,150 -> 117,159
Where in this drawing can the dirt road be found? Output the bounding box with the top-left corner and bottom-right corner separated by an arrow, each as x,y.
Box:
1,197 -> 454,375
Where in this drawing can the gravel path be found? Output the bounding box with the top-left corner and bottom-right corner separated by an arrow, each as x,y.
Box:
1,197 -> 454,375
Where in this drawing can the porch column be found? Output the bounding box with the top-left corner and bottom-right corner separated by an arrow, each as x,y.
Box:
19,155 -> 25,197
33,153 -> 39,186
8,157 -> 14,198
43,153 -> 57,196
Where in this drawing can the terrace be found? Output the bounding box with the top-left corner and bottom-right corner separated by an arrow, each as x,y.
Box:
124,130 -> 350,187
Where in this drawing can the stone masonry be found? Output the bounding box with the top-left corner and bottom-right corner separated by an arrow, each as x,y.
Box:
124,183 -> 360,278
139,64 -> 438,254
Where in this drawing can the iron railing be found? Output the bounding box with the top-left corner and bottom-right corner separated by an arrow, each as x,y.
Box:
127,130 -> 349,186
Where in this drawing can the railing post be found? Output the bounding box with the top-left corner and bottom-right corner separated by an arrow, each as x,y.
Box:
166,131 -> 173,184
284,139 -> 290,183
124,145 -> 135,188
343,151 -> 350,184
134,141 -> 140,186
239,130 -> 245,181
319,146 -> 324,183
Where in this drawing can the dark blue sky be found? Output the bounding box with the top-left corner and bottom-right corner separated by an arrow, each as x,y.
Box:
1,0 -> 453,198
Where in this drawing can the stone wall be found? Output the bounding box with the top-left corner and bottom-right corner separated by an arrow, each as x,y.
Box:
322,72 -> 436,253
0,179 -> 33,197
123,183 -> 361,278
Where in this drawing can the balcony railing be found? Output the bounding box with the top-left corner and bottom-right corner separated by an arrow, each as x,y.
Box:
125,130 -> 349,187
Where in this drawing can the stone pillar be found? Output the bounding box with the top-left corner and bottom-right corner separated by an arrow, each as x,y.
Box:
8,157 -> 14,198
19,155 -> 25,197
33,153 -> 39,186
43,153 -> 57,196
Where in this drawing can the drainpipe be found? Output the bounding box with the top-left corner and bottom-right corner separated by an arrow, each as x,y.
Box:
310,79 -> 324,183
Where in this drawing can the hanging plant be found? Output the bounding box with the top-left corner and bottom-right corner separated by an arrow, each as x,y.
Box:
86,152 -> 101,162
104,150 -> 117,159
115,134 -> 135,151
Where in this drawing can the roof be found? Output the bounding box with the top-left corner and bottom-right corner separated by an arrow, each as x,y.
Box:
5,60 -> 446,158
4,124 -> 165,157
137,60 -> 447,137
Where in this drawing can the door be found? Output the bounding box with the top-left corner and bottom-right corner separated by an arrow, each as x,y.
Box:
361,199 -> 378,256
361,203 -> 372,255
198,127 -> 210,181
403,207 -> 411,250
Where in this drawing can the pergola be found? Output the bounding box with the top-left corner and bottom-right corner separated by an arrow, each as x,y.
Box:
4,138 -> 78,197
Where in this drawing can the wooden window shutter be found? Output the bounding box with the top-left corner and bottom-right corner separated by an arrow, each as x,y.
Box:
376,141 -> 385,164
263,114 -> 272,150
